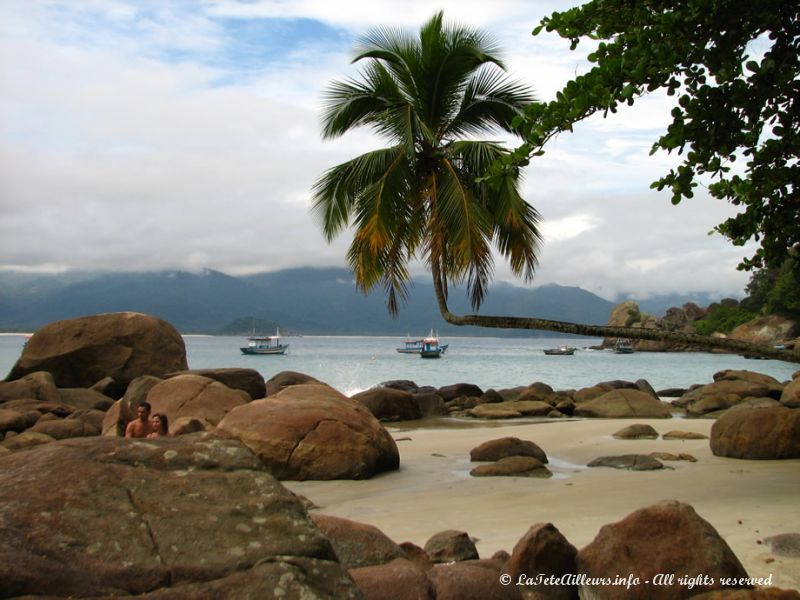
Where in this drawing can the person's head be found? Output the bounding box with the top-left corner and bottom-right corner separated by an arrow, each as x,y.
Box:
151,413 -> 168,435
136,402 -> 152,421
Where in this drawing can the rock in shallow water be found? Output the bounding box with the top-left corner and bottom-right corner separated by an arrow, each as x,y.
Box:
587,454 -> 665,471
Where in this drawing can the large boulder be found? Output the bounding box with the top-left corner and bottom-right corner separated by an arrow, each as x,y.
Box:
0,435 -> 362,599
5,313 -> 188,389
58,388 -> 115,411
310,514 -> 405,569
504,523 -> 578,600
146,374 -> 249,427
710,405 -> 800,459
438,383 -> 483,402
574,380 -> 639,404
423,530 -> 479,564
265,370 -> 320,395
216,383 -> 399,480
576,500 -> 750,599
27,417 -> 97,440
675,376 -> 784,417
166,368 -> 266,401
352,387 -> 423,421
574,389 -> 672,418
0,371 -> 60,404
781,377 -> 800,408
413,391 -> 447,417
349,558 -> 435,600
428,562 -> 522,600
0,408 -> 41,435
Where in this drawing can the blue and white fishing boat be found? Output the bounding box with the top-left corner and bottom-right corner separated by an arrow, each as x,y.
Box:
419,331 -> 446,359
397,330 -> 448,356
240,329 -> 289,355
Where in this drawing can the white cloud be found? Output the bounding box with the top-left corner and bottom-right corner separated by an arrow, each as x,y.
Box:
0,0 -> 754,302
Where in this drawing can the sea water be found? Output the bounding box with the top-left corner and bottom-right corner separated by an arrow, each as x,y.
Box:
2,333 -> 796,396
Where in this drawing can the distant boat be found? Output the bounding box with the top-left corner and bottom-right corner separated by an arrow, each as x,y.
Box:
240,328 -> 289,355
420,332 -> 446,359
543,346 -> 576,356
397,331 -> 449,356
614,338 -> 635,354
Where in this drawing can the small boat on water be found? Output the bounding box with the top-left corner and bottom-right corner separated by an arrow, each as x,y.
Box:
396,331 -> 448,356
613,338 -> 635,354
543,346 -> 576,356
240,329 -> 289,355
420,333 -> 445,359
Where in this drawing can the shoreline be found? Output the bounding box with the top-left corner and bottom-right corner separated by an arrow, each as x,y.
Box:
286,417 -> 800,591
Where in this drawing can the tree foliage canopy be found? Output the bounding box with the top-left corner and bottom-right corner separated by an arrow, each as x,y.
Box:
312,11 -> 541,314
499,0 -> 799,274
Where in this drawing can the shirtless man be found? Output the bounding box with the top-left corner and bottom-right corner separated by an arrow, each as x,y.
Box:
125,402 -> 154,438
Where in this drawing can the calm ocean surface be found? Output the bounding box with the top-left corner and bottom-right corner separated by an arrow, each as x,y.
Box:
2,333 -> 796,396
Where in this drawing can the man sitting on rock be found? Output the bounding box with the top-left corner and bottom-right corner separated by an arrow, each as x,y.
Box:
125,402 -> 154,438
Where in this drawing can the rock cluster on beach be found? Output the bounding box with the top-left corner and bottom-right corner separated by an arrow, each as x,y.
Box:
2,436 -> 796,599
2,312 -> 800,598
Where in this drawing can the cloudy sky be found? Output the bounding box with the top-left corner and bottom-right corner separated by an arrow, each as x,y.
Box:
0,0 -> 755,301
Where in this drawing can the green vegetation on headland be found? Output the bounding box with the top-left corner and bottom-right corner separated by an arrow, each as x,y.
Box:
695,259 -> 800,337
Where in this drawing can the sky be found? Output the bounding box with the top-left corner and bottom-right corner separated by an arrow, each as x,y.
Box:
0,0 -> 756,301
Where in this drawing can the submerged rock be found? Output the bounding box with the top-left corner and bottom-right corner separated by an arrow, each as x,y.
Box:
587,454 -> 665,471
470,456 -> 552,478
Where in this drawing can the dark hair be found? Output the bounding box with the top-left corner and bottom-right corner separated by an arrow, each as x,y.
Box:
153,413 -> 169,435
140,402 -> 152,412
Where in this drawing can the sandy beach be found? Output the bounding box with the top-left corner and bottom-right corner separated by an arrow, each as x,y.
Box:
286,416 -> 800,591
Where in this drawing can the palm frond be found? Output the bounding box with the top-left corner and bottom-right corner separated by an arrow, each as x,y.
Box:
311,146 -> 407,241
435,157 -> 494,309
447,67 -> 536,138
321,63 -> 406,140
449,141 -> 542,280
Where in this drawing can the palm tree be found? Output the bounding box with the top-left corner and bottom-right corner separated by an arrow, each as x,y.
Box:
312,11 -> 540,315
313,12 -> 799,363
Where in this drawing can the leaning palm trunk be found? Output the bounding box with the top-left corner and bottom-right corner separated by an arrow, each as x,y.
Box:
431,264 -> 800,364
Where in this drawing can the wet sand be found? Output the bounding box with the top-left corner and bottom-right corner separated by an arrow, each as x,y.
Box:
286,417 -> 800,591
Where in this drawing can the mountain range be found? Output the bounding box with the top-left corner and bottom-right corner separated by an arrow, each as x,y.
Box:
0,267 -> 724,336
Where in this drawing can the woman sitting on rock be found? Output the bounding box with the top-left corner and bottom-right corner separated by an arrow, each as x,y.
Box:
147,413 -> 171,438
